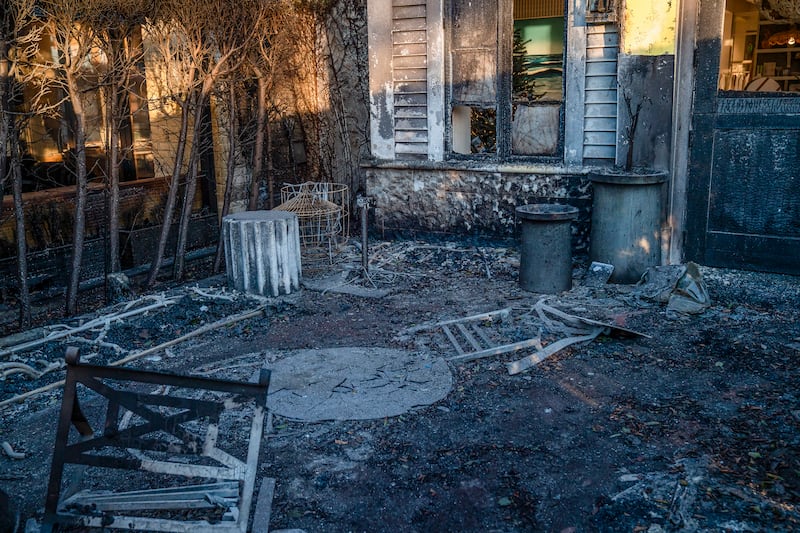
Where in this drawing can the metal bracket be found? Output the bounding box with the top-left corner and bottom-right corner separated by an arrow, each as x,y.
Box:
357,195 -> 370,273
42,347 -> 271,532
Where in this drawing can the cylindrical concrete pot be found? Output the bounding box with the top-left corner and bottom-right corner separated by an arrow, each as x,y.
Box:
589,170 -> 668,284
222,210 -> 302,296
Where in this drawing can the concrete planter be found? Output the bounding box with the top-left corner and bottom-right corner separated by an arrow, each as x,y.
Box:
222,210 -> 302,297
589,170 -> 668,283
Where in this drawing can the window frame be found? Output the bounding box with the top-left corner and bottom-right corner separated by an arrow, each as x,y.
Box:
444,0 -> 567,162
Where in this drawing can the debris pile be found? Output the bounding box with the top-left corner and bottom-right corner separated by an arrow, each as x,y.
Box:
1,237 -> 797,532
401,299 -> 649,375
0,285 -> 271,411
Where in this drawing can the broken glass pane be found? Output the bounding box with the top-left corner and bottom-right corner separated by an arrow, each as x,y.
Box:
452,105 -> 496,155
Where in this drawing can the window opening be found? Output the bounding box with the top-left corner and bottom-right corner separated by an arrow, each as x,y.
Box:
511,4 -> 564,156
448,0 -> 565,158
449,0 -> 499,155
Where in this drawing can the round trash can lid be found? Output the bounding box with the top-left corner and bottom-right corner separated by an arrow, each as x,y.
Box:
588,170 -> 668,185
516,203 -> 579,221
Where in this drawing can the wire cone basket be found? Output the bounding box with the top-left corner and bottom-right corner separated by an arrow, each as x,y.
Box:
276,182 -> 350,267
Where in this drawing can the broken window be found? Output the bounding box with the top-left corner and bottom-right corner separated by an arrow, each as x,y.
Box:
719,0 -> 800,93
449,0 -> 500,156
449,0 -> 565,158
512,7 -> 563,156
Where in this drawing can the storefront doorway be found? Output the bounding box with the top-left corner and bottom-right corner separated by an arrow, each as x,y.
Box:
685,0 -> 800,274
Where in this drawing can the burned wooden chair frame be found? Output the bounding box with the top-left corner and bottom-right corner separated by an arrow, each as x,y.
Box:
42,347 -> 271,532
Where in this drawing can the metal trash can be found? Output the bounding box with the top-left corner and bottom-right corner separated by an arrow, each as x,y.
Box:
516,204 -> 579,293
589,170 -> 667,283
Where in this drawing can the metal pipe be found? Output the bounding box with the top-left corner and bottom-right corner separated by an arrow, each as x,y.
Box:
358,196 -> 369,273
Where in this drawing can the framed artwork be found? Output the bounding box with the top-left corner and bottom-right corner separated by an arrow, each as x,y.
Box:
744,33 -> 756,60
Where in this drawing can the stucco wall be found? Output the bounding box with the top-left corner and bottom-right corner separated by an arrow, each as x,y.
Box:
622,0 -> 678,56
367,166 -> 592,251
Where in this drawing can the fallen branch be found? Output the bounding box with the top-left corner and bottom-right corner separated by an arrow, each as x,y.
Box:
0,362 -> 43,379
0,296 -> 179,358
190,285 -> 237,302
109,307 -> 266,367
0,379 -> 66,409
68,336 -> 130,356
0,361 -> 63,380
1,441 -> 25,459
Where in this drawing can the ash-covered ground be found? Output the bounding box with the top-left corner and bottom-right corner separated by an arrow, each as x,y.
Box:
1,238 -> 799,532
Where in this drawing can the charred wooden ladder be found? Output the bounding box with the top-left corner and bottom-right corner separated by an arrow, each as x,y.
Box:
406,308 -> 544,363
406,302 -> 649,375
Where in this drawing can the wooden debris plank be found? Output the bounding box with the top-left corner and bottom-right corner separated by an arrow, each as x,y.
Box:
455,322 -> 482,351
75,498 -> 237,512
404,308 -> 511,334
66,482 -> 240,501
536,302 -> 650,339
447,337 -> 543,363
506,329 -> 603,375
441,325 -> 465,355
470,322 -> 494,348
251,478 -> 276,533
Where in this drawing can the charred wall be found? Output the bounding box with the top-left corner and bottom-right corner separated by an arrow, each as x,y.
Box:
367,166 -> 591,251
316,0 -> 371,196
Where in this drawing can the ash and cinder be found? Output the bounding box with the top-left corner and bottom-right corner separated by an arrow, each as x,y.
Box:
1,238 -> 799,532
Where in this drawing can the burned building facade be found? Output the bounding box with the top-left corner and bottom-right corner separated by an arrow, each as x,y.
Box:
364,0 -> 800,275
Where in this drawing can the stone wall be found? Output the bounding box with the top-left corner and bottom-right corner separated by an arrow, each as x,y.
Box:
366,165 -> 592,252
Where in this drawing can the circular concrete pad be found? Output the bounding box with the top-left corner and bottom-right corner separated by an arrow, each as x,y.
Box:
264,347 -> 452,421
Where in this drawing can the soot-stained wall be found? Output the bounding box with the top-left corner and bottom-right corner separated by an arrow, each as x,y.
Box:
367,166 -> 592,250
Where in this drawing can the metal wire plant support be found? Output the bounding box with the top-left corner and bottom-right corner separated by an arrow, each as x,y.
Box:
275,182 -> 350,267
